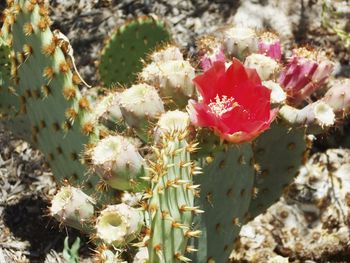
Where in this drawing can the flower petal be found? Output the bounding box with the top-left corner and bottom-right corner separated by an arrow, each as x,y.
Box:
193,62 -> 226,103
190,58 -> 276,144
187,100 -> 218,127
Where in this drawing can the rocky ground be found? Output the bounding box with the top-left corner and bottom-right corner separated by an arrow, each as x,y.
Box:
0,0 -> 349,262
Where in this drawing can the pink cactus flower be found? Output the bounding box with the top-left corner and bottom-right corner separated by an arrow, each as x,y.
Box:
187,59 -> 277,144
279,47 -> 334,104
258,32 -> 282,61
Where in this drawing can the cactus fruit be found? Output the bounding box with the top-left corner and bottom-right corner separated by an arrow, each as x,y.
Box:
149,44 -> 183,63
133,247 -> 148,263
322,78 -> 350,116
196,36 -> 226,71
258,32 -> 282,61
244,53 -> 280,81
91,92 -> 125,132
262,80 -> 286,105
99,17 -> 171,87
140,53 -> 195,108
50,185 -> 95,231
94,244 -> 127,263
279,102 -> 335,130
279,47 -> 334,104
222,27 -> 258,60
119,83 -> 165,141
95,203 -> 144,247
87,135 -> 147,191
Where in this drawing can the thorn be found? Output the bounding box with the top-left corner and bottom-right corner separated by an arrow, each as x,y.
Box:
140,176 -> 152,181
186,246 -> 198,253
185,230 -> 201,238
187,142 -> 199,153
175,253 -> 192,262
176,179 -> 190,184
180,205 -> 204,214
187,184 -> 200,190
172,221 -> 188,229
180,161 -> 192,168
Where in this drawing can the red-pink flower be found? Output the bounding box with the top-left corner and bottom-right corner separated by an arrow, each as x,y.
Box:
188,59 -> 277,143
279,47 -> 334,104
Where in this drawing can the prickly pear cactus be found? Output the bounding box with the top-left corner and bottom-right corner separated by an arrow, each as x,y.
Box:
190,144 -> 255,263
0,37 -> 31,141
99,16 -> 171,87
248,123 -> 309,219
145,113 -> 198,263
3,1 -> 350,261
0,37 -> 19,115
1,0 -> 111,198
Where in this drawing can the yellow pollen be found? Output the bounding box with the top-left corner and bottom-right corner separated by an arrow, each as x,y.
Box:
208,95 -> 239,117
261,32 -> 278,43
294,47 -> 316,60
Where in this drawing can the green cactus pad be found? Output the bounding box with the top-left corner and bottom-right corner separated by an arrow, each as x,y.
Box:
99,16 -> 171,87
1,0 -> 114,201
0,37 -> 20,115
247,123 -> 308,219
190,144 -> 255,263
0,37 -> 32,141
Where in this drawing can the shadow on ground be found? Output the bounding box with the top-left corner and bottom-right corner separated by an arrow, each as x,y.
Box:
3,195 -> 94,262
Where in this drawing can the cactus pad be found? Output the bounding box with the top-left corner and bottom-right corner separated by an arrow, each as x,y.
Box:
1,0 -> 113,200
248,123 -> 308,219
190,144 -> 255,263
99,17 -> 171,87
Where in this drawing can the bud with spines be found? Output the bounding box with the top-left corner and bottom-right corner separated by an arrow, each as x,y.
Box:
279,101 -> 335,130
222,26 -> 258,60
95,203 -> 144,247
133,247 -> 149,263
50,186 -> 95,232
88,135 -> 148,191
262,80 -> 286,105
322,78 -> 350,116
154,110 -> 190,143
244,53 -> 280,81
92,92 -> 124,132
149,44 -> 183,63
140,47 -> 195,108
119,83 -> 165,141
